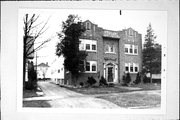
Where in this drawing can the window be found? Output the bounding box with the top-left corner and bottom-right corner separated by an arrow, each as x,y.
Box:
124,44 -> 138,55
130,63 -> 133,72
135,66 -> 138,72
130,45 -> 133,53
92,44 -> 96,50
86,44 -> 90,50
92,63 -> 96,71
85,61 -> 97,73
58,69 -> 60,73
125,47 -> 128,53
134,63 -> 139,72
129,29 -> 133,36
86,62 -> 90,71
125,63 -> 139,73
105,44 -> 115,53
134,45 -> 138,54
86,22 -> 91,30
79,39 -> 97,52
125,63 -> 129,72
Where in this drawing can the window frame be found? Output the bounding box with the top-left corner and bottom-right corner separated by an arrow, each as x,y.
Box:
85,61 -> 97,73
79,39 -> 97,52
124,44 -> 138,55
125,63 -> 139,73
105,44 -> 116,54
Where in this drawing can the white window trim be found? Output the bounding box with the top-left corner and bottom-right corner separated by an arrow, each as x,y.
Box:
85,61 -> 97,73
105,45 -> 116,54
124,44 -> 138,55
125,63 -> 139,73
79,39 -> 97,52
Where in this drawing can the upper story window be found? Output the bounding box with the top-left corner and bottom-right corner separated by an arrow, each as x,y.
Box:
86,44 -> 90,50
105,44 -> 116,54
79,39 -> 97,52
124,44 -> 138,55
85,61 -> 97,73
125,63 -> 139,73
86,22 -> 91,30
129,29 -> 133,36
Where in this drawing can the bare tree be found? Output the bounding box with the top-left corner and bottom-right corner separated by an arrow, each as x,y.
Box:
23,14 -> 51,88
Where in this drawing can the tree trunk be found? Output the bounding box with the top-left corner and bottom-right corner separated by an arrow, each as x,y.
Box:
23,38 -> 26,89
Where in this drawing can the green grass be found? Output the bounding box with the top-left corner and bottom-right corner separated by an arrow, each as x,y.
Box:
96,93 -> 161,108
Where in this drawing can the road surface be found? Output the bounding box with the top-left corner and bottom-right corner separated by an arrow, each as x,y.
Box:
25,81 -> 121,108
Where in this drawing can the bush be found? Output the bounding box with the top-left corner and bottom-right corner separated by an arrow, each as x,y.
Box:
126,73 -> 131,84
108,83 -> 115,87
87,76 -> 97,86
99,76 -> 108,86
134,72 -> 141,84
143,75 -> 150,83
79,82 -> 84,87
121,75 -> 128,86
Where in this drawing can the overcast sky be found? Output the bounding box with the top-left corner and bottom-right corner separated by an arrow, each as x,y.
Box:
19,9 -> 167,65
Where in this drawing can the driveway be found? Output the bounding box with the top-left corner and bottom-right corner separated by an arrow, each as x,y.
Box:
24,81 -> 121,108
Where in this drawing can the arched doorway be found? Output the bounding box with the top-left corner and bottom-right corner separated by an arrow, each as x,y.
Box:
104,62 -> 118,83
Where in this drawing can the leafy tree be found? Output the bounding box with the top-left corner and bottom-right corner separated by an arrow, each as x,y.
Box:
142,23 -> 161,83
56,15 -> 87,85
23,14 -> 51,88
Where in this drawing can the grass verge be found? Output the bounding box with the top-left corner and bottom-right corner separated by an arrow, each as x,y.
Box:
23,100 -> 51,107
96,93 -> 161,108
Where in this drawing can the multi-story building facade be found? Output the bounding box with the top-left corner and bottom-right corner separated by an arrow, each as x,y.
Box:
64,20 -> 142,85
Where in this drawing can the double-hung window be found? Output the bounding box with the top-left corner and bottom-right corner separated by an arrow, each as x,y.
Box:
125,63 -> 139,73
105,44 -> 116,54
124,44 -> 138,55
85,61 -> 97,73
79,39 -> 97,52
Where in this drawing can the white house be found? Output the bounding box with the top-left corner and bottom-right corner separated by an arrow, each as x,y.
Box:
50,56 -> 64,85
37,62 -> 49,80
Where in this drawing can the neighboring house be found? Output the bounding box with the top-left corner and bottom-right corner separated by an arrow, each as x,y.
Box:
37,62 -> 49,79
64,20 -> 142,85
50,56 -> 64,85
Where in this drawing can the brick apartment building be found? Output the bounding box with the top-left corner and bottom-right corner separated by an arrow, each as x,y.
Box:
64,20 -> 142,85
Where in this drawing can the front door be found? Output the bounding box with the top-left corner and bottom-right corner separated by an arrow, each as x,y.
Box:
107,67 -> 113,82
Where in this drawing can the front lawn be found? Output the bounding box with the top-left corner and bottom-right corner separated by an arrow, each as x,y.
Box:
66,86 -> 133,95
96,92 -> 161,108
131,83 -> 161,91
65,83 -> 161,95
23,100 -> 51,107
23,89 -> 39,98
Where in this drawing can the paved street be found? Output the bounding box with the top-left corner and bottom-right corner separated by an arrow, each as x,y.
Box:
24,81 -> 121,108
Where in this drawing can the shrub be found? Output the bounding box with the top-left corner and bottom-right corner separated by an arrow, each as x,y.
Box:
143,75 -> 150,83
121,75 -> 128,86
108,83 -> 115,87
126,73 -> 131,84
99,76 -> 108,86
87,76 -> 97,86
134,72 -> 141,84
79,82 -> 84,87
